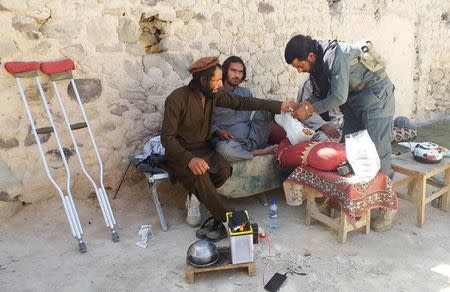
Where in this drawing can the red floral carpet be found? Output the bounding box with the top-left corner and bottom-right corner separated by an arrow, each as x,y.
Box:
285,166 -> 398,226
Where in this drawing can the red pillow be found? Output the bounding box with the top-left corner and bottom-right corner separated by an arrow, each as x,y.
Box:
306,141 -> 347,171
268,122 -> 286,145
276,138 -> 347,171
276,138 -> 315,167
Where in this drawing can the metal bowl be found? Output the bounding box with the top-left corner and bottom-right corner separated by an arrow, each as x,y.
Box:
186,239 -> 220,267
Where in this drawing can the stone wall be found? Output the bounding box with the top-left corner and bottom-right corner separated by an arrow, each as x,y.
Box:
0,0 -> 449,213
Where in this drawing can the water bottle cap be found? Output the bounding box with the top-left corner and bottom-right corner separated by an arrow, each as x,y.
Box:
271,199 -> 277,205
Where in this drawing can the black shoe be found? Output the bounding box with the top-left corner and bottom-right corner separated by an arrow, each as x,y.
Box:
195,217 -> 216,239
206,222 -> 228,242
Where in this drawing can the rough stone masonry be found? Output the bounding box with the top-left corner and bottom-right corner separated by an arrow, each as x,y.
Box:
0,0 -> 449,214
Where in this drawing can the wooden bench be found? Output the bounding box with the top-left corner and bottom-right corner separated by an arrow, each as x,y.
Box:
391,153 -> 450,227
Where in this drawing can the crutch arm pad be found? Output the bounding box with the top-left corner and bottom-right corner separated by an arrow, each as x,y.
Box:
40,59 -> 75,75
5,62 -> 40,74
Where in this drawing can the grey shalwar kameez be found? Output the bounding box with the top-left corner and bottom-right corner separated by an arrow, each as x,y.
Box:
210,86 -> 273,161
307,41 -> 395,177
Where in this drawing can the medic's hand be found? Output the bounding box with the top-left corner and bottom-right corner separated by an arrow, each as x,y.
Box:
320,123 -> 340,139
281,100 -> 298,112
188,157 -> 209,175
216,129 -> 234,140
291,101 -> 314,121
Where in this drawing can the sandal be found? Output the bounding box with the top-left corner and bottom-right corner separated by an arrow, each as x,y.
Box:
195,216 -> 216,239
206,222 -> 228,242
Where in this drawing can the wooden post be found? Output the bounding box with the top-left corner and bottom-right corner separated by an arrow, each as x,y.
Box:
337,210 -> 348,244
443,168 -> 450,212
416,177 -> 426,228
185,270 -> 194,284
247,262 -> 256,276
364,209 -> 371,235
305,193 -> 313,226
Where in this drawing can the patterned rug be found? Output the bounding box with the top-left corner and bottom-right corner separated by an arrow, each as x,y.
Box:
285,166 -> 398,226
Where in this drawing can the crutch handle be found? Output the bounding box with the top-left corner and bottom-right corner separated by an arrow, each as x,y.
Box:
36,122 -> 87,134
70,122 -> 88,131
5,61 -> 40,75
40,59 -> 75,75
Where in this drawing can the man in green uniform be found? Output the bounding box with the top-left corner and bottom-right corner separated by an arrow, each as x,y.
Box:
285,35 -> 397,232
161,56 -> 296,241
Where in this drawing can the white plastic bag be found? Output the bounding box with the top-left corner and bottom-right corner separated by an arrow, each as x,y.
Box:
345,130 -> 380,182
136,224 -> 154,248
274,112 -> 314,145
143,135 -> 165,159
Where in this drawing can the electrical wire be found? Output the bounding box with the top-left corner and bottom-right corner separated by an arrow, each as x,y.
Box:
260,232 -> 308,286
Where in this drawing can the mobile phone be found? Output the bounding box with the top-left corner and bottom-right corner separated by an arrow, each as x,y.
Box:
264,272 -> 287,292
337,163 -> 353,176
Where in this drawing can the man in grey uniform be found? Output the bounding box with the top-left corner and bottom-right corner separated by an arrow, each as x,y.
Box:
211,56 -> 276,161
285,35 -> 397,232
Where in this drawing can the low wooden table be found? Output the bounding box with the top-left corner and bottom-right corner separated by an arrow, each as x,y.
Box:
391,153 -> 450,227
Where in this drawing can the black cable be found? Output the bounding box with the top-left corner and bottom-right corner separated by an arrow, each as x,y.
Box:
285,267 -> 307,276
113,161 -> 131,200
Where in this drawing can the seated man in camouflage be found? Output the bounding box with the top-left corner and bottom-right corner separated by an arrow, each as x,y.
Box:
211,56 -> 276,162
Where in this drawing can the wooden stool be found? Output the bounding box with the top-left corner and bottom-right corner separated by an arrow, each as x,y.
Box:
304,186 -> 370,243
391,153 -> 450,227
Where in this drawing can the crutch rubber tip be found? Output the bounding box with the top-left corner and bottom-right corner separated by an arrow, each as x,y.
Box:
112,232 -> 120,242
79,242 -> 87,253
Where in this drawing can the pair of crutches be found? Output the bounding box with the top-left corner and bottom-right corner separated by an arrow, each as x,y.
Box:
5,59 -> 119,253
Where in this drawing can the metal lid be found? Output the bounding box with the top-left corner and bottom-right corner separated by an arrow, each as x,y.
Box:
186,239 -> 220,267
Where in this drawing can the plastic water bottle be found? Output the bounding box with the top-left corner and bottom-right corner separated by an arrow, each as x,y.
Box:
268,199 -> 279,229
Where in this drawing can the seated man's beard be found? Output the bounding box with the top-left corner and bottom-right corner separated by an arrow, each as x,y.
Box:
200,82 -> 215,99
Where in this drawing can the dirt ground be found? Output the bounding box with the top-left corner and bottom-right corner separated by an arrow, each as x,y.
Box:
1,174 -> 450,292
1,119 -> 450,292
